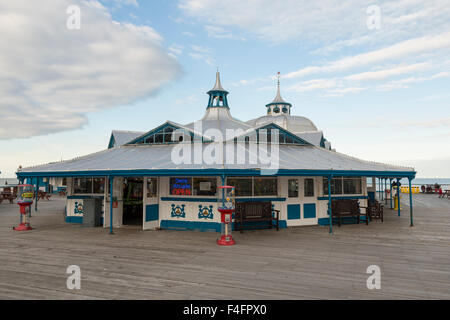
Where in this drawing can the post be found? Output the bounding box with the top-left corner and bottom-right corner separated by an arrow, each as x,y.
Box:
389,178 -> 393,209
109,176 -> 114,234
397,178 -> 401,217
328,176 -> 332,234
34,178 -> 39,212
409,177 -> 414,227
221,174 -> 226,207
384,178 -> 387,204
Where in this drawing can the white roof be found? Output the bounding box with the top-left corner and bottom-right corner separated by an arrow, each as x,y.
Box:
19,143 -> 414,176
111,130 -> 144,146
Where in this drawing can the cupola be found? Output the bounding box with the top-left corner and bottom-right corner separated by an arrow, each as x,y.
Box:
207,70 -> 229,108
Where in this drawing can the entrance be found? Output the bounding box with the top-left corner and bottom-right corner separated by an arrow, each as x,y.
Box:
122,177 -> 143,226
285,177 -> 318,226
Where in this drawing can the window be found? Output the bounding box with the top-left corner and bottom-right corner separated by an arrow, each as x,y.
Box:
343,178 -> 362,194
227,178 -> 252,196
73,178 -> 104,194
147,178 -> 157,197
227,177 -> 278,197
254,178 -> 277,196
93,178 -> 105,194
73,178 -> 92,194
193,178 -> 217,196
170,177 -> 192,195
323,177 -> 362,195
304,178 -> 314,197
288,179 -> 298,197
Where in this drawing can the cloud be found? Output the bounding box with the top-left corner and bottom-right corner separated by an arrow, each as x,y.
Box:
188,45 -> 215,66
0,0 -> 181,140
284,32 -> 450,79
179,0 -> 450,46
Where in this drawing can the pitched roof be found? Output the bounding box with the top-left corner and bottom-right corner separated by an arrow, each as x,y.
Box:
18,143 -> 415,177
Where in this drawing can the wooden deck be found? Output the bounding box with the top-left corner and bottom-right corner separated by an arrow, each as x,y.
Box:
0,194 -> 449,299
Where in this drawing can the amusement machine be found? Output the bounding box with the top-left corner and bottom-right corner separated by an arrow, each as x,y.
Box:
14,184 -> 34,231
217,185 -> 236,246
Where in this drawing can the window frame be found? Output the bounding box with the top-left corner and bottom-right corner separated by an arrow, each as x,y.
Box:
322,177 -> 363,196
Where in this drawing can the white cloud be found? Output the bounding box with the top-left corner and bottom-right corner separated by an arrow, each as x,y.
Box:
189,45 -> 215,66
179,0 -> 450,46
285,32 -> 450,79
344,63 -> 431,81
0,0 -> 181,139
181,31 -> 196,37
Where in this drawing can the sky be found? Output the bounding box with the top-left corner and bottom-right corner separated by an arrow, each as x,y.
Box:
0,0 -> 449,178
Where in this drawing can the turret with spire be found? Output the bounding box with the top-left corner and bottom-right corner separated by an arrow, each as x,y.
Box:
207,70 -> 229,108
266,72 -> 292,115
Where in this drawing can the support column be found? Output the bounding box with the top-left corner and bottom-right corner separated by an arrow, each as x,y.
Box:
328,176 -> 332,234
397,178 -> 401,217
34,178 -> 39,212
384,178 -> 388,205
389,178 -> 393,209
409,177 -> 414,227
221,174 -> 226,207
109,176 -> 114,235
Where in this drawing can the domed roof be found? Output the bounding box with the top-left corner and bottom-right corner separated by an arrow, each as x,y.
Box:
249,114 -> 318,132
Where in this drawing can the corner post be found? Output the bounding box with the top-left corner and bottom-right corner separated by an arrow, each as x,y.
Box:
34,178 -> 39,212
109,176 -> 114,234
397,178 -> 401,217
328,176 -> 332,234
389,178 -> 393,209
409,177 -> 414,227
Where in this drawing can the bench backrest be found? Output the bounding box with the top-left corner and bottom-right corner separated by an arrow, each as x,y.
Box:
331,199 -> 359,215
236,201 -> 272,219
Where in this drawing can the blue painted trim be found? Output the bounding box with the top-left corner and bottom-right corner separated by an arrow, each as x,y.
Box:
161,196 -> 286,202
65,216 -> 83,224
162,197 -> 219,202
254,123 -> 312,146
317,195 -> 368,200
145,204 -> 159,222
236,197 -> 286,202
160,220 -> 221,232
319,216 -> 368,226
126,122 -> 213,145
67,195 -> 104,199
303,203 -> 316,219
265,101 -> 292,107
287,204 -> 300,220
17,169 -> 416,179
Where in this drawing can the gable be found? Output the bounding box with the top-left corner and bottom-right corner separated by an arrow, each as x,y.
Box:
126,121 -> 212,145
231,123 -> 312,146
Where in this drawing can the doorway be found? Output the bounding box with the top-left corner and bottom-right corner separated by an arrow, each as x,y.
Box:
122,177 -> 143,226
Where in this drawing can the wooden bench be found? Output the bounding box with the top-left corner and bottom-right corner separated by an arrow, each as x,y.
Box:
361,199 -> 383,222
0,193 -> 16,204
331,199 -> 368,227
234,201 -> 280,233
